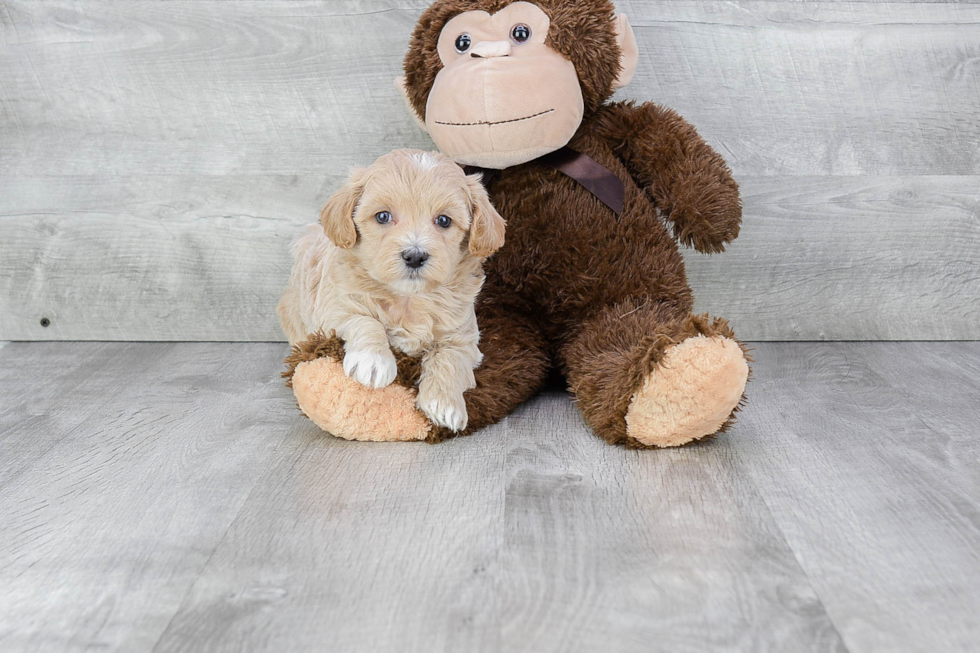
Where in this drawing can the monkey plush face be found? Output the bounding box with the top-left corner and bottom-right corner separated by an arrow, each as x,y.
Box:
424,3 -> 583,168
399,0 -> 639,170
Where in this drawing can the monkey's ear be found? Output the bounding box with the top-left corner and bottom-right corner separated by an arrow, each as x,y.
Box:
465,174 -> 506,258
395,76 -> 429,134
612,14 -> 639,90
320,168 -> 367,249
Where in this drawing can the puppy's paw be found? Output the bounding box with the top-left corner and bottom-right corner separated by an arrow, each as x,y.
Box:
343,348 -> 397,389
417,387 -> 468,432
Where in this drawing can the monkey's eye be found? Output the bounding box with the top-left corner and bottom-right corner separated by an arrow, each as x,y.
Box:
375,211 -> 392,225
454,33 -> 471,53
510,24 -> 531,44
435,215 -> 452,229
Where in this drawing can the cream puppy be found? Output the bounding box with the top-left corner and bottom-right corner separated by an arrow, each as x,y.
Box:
278,149 -> 505,432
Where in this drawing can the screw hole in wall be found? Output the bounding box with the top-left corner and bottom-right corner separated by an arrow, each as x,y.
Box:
40,317 -> 51,328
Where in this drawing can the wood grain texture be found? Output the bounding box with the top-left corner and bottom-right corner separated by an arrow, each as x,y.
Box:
3,342 -> 980,651
2,1 -> 978,176
0,343 -> 848,653
731,342 -> 980,652
2,175 -> 976,340
152,397 -> 847,653
685,175 -> 980,340
491,407 -> 844,653
0,175 -> 307,341
0,342 -> 302,652
1,0 -> 979,340
0,342 -> 173,488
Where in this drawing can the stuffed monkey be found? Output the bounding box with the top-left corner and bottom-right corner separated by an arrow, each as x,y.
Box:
284,0 -> 749,448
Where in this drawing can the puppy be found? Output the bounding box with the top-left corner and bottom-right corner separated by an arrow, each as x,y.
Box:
278,149 -> 506,432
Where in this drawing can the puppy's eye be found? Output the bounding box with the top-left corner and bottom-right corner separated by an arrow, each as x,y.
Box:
455,33 -> 471,53
375,211 -> 392,225
510,24 -> 531,44
435,215 -> 452,229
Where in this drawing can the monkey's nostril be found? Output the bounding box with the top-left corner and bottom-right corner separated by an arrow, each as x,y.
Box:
401,249 -> 429,269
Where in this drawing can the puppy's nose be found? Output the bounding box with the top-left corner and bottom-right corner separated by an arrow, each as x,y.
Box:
401,249 -> 430,269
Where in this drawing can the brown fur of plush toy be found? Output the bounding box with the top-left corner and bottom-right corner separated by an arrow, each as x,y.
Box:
287,0 -> 750,448
452,113 -> 748,445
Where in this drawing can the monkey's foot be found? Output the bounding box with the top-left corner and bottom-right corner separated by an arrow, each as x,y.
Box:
625,335 -> 749,448
283,333 -> 432,442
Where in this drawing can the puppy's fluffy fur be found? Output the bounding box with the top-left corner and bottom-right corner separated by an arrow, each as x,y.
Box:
279,149 -> 506,432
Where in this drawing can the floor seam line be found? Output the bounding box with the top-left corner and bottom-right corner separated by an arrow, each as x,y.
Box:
727,441 -> 856,653
149,435 -> 317,652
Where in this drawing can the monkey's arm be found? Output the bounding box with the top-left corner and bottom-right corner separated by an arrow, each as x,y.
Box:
593,101 -> 741,253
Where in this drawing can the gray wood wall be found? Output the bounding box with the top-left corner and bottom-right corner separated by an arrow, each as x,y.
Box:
1,0 -> 978,341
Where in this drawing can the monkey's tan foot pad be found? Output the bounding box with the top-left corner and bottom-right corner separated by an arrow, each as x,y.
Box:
283,332 -> 432,442
626,335 -> 749,448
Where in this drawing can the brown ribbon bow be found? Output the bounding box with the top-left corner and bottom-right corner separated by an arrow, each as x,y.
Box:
462,146 -> 624,216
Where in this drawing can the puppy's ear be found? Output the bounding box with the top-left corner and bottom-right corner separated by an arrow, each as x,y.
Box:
320,168 -> 367,249
465,174 -> 506,258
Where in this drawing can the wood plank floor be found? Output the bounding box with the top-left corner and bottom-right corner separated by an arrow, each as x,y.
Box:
1,342 -> 978,652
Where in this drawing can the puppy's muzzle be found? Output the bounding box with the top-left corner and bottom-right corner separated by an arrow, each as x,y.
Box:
401,248 -> 430,270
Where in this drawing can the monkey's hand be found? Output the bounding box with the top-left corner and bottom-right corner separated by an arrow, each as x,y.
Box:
594,100 -> 742,254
